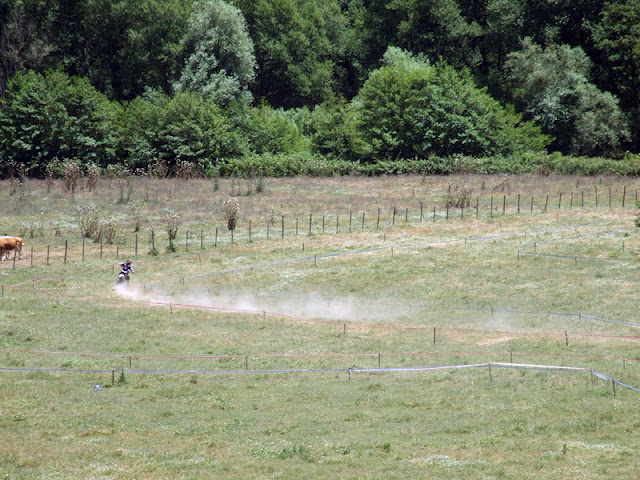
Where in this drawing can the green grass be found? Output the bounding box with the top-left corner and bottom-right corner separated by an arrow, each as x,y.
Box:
2,175 -> 640,479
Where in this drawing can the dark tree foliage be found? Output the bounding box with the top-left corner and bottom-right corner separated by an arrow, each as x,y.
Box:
234,0 -> 363,107
42,0 -> 193,100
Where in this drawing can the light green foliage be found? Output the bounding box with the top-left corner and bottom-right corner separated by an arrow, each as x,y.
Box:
247,103 -> 308,154
506,39 -> 629,157
353,47 -> 549,161
175,0 -> 256,106
308,97 -> 368,161
120,90 -> 241,176
0,70 -> 119,177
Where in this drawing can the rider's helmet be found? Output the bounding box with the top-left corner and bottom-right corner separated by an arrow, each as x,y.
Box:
120,262 -> 125,266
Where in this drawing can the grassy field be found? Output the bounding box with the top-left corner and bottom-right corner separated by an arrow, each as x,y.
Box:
2,174 -> 640,479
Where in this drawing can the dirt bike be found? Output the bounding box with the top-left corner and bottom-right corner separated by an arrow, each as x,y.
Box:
115,272 -> 130,285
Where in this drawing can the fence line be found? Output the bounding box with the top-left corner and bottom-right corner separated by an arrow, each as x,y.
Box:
0,362 -> 637,395
6,189 -> 638,267
3,346 -> 639,366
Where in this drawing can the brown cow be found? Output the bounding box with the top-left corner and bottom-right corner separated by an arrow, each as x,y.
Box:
0,236 -> 23,261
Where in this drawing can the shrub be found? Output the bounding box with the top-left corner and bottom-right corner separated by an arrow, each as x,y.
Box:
352,47 -> 550,162
75,205 -> 100,239
223,197 -> 240,230
0,70 -> 119,178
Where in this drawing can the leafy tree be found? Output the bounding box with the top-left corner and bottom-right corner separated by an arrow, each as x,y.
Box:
0,0 -> 50,97
505,39 -> 629,156
119,90 -> 241,175
352,47 -> 549,161
175,0 -> 256,106
358,0 -> 482,72
308,97 -> 369,161
42,0 -> 192,100
239,101 -> 308,155
0,70 -> 119,177
235,0 -> 358,107
592,0 -> 640,149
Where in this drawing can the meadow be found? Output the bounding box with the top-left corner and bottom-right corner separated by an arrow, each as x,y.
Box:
2,174 -> 640,479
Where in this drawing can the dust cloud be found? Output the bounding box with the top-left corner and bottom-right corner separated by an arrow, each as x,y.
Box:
114,283 -> 408,323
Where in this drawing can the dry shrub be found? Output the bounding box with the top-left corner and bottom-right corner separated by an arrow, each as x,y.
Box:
75,204 -> 100,239
20,216 -> 45,238
452,154 -> 478,174
445,182 -> 473,208
175,160 -> 195,181
98,218 -> 117,244
63,159 -> 82,193
162,210 -> 181,243
130,205 -> 146,232
149,160 -> 169,178
46,158 -> 60,192
223,197 -> 240,231
493,174 -> 511,193
8,161 -> 27,196
117,176 -> 134,204
86,163 -> 101,191
104,164 -> 129,179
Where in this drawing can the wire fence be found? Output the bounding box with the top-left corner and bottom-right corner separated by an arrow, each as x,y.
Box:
5,187 -> 638,269
0,362 -> 637,396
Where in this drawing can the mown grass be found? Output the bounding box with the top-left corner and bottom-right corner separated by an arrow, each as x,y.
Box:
1,175 -> 640,479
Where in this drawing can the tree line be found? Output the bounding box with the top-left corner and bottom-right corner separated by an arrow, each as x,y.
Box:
1,0 -> 638,178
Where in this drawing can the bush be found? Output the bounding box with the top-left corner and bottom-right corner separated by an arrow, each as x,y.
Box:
0,70 -> 120,178
352,47 -> 550,162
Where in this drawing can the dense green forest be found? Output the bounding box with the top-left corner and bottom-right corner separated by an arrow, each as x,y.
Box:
1,0 -> 639,178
